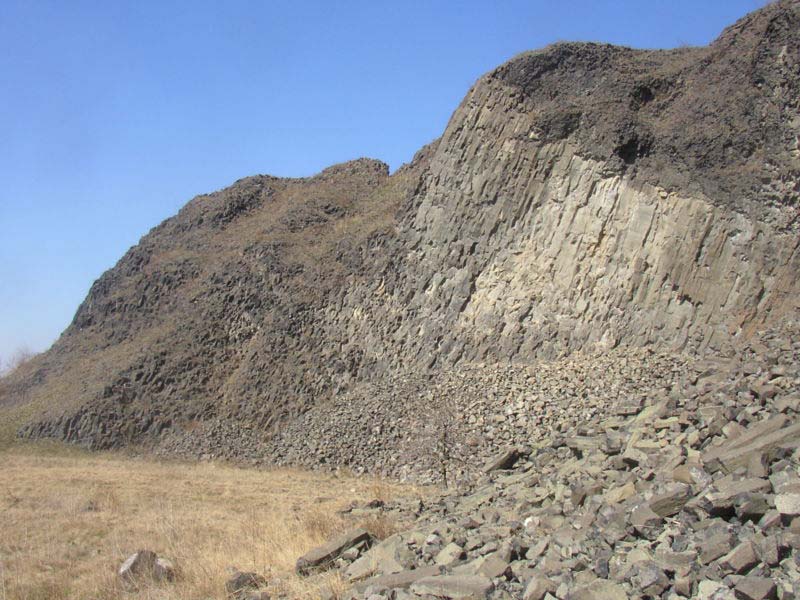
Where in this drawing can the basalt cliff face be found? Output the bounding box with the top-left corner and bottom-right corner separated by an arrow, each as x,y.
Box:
5,1 -> 800,476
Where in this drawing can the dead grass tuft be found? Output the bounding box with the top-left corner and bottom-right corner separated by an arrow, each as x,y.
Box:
357,514 -> 403,541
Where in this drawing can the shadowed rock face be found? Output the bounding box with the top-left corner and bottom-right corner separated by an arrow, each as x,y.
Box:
6,1 -> 800,467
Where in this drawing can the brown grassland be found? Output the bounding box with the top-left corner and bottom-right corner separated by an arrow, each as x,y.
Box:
0,443 -> 421,600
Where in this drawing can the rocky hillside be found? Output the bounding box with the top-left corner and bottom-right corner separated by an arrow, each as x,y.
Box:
290,319 -> 800,600
4,0 -> 800,477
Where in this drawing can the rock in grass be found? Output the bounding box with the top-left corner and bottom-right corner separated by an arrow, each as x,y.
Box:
225,570 -> 267,595
119,550 -> 158,582
154,557 -> 176,582
296,528 -> 374,575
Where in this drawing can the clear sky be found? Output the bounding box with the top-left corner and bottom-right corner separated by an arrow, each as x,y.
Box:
0,0 -> 769,361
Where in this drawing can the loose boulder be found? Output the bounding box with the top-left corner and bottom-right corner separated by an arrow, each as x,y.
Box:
296,528 -> 374,575
225,570 -> 267,595
119,549 -> 175,584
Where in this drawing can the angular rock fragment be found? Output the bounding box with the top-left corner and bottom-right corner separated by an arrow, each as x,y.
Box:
569,579 -> 627,600
409,575 -> 494,599
734,493 -> 771,522
483,448 -> 521,473
604,482 -> 636,504
630,503 -> 663,537
522,574 -> 556,600
673,463 -> 712,487
351,566 -> 442,596
701,478 -> 772,517
346,534 -> 414,581
475,551 -> 511,579
718,541 -> 759,575
704,421 -> 800,474
698,580 -> 735,599
525,538 -> 549,561
654,547 -> 696,577
119,550 -> 158,583
700,533 -> 735,565
674,575 -> 694,597
435,542 -> 466,568
629,560 -> 669,596
296,528 -> 373,575
734,576 -> 777,600
225,571 -> 267,596
775,493 -> 800,517
648,482 -> 692,517
154,557 -> 176,582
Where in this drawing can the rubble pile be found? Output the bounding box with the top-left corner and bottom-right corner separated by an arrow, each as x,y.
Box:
296,322 -> 800,599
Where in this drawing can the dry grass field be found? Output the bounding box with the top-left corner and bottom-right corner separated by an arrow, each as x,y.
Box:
0,444 -> 421,600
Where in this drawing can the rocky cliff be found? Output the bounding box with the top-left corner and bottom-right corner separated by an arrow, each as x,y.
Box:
5,0 -> 800,477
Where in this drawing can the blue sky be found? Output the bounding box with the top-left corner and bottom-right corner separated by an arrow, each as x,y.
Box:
0,0 -> 768,361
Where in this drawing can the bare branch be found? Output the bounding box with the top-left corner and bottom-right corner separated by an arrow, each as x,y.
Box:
2,346 -> 36,377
